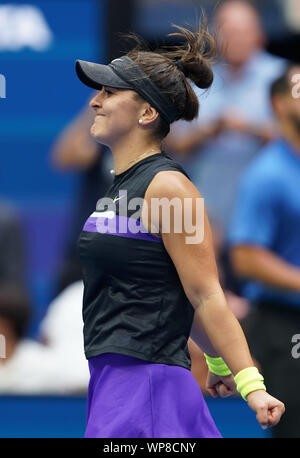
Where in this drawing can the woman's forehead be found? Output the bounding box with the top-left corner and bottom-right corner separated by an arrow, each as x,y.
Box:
103,85 -> 127,92
103,86 -> 143,100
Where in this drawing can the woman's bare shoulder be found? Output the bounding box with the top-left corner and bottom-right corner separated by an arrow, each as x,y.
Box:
145,170 -> 202,200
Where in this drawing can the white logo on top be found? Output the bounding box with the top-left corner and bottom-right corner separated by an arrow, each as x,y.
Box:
91,211 -> 115,219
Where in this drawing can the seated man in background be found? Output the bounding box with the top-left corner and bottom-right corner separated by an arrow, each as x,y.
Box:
228,64 -> 300,438
165,0 -> 284,235
164,0 -> 285,296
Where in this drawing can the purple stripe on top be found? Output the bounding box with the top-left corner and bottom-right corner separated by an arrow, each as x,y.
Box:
83,214 -> 162,243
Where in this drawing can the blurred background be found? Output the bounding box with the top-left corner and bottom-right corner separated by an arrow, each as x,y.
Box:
0,0 -> 299,438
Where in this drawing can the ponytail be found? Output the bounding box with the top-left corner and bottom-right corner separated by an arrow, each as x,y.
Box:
125,15 -> 216,135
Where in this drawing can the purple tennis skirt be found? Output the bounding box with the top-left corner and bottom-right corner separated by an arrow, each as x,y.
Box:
85,352 -> 222,438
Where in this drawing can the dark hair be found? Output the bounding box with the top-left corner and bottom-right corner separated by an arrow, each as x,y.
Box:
125,19 -> 216,139
0,285 -> 31,339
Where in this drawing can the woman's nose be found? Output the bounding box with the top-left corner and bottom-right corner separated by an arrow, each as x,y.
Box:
89,89 -> 104,110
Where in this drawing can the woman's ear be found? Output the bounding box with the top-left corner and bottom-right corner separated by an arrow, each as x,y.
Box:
140,104 -> 159,126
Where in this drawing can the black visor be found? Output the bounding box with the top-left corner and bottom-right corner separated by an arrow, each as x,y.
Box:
75,56 -> 180,124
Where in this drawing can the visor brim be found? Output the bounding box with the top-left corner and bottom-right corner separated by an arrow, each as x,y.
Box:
75,60 -> 133,90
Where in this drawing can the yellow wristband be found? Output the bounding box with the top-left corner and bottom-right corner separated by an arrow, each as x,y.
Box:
203,353 -> 232,376
234,367 -> 266,401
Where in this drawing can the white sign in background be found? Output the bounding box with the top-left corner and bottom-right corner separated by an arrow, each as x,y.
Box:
0,4 -> 52,51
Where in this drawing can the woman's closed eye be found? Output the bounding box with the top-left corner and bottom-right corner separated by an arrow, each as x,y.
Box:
104,87 -> 114,95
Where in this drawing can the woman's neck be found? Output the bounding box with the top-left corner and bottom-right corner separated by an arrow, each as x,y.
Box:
110,136 -> 162,175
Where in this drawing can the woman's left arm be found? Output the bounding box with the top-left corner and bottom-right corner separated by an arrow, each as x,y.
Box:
144,170 -> 253,374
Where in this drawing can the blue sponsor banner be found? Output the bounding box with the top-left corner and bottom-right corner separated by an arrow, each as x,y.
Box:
0,0 -> 107,335
0,0 -> 106,203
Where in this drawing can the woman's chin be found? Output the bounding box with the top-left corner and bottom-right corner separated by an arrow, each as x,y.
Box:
90,126 -> 109,145
90,125 -> 101,139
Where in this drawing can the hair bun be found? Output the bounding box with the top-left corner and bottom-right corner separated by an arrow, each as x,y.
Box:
181,57 -> 214,89
167,20 -> 216,90
123,17 -> 216,124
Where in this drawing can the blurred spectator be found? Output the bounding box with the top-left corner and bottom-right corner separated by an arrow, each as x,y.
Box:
228,64 -> 300,438
39,280 -> 89,392
51,102 -> 113,294
0,201 -> 26,287
0,285 -> 57,393
0,284 -> 88,394
164,0 -> 285,242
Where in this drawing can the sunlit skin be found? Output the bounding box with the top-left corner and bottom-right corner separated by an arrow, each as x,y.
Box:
89,87 -> 142,144
89,87 -> 161,174
215,1 -> 265,71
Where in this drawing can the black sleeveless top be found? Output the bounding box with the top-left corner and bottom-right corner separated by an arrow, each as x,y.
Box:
77,151 -> 195,370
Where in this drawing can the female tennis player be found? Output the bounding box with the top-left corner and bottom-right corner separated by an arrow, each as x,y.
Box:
75,22 -> 285,438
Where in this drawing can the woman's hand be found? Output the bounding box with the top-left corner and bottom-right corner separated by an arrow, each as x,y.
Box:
246,390 -> 285,429
206,371 -> 237,398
